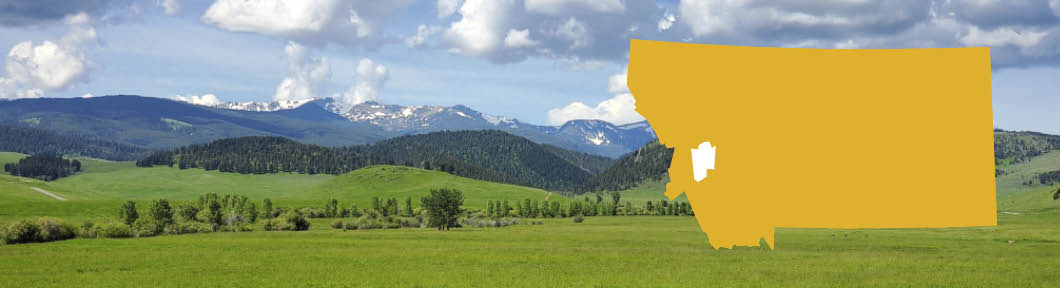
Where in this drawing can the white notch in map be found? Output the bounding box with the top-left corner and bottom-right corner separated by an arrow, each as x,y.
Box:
690,141 -> 716,182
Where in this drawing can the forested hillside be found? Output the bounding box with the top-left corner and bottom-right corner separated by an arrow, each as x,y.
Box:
579,140 -> 673,192
994,130 -> 1060,165
0,124 -> 147,161
137,130 -> 613,191
136,136 -> 386,174
353,130 -> 607,191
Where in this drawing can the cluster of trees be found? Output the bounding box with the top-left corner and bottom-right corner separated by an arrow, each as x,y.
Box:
1037,170 -> 1060,186
577,141 -> 673,193
136,136 -> 386,175
485,193 -> 694,218
3,153 -> 81,181
0,124 -> 147,161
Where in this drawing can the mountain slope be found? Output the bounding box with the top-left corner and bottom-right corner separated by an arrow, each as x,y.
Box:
342,101 -> 655,157
0,124 -> 148,161
580,140 -> 673,193
354,130 -> 606,191
0,95 -> 384,150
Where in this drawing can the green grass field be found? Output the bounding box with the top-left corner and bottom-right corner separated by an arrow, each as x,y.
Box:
1,152 -> 1059,287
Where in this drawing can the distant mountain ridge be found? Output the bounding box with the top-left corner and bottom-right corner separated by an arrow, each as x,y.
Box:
10,95 -> 655,157
201,97 -> 657,157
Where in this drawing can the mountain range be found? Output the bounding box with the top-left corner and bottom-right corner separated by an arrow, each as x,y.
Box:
0,95 -> 655,158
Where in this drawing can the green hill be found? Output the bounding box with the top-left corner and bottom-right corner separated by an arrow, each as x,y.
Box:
311,165 -> 564,209
0,152 -> 565,222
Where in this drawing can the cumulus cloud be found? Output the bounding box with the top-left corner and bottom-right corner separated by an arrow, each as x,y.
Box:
548,69 -> 643,125
0,12 -> 97,99
334,58 -> 389,106
201,0 -> 416,49
172,93 -> 222,106
156,0 -> 181,15
273,41 -> 331,102
438,0 -> 666,64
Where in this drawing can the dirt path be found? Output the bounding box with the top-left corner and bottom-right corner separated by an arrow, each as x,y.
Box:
545,191 -> 552,201
30,187 -> 66,201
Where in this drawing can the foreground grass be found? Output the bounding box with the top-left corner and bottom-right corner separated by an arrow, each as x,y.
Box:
0,215 -> 1057,287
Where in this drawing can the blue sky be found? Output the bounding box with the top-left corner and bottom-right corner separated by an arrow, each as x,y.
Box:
1,0 -> 1059,132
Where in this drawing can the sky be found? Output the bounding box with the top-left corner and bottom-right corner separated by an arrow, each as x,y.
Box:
0,0 -> 1059,132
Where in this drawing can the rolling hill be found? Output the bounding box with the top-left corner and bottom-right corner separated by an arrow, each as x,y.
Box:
0,152 -> 565,222
138,130 -> 614,192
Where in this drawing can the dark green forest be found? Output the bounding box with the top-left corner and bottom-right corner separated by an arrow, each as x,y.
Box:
136,131 -> 618,192
0,124 -> 147,161
4,153 -> 81,181
578,140 -> 673,192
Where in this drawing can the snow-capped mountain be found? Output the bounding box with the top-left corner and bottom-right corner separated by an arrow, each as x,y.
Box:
200,97 -> 655,157
341,101 -> 655,157
208,98 -> 345,114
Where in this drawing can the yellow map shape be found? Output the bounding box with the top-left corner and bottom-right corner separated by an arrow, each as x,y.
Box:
627,40 -> 996,249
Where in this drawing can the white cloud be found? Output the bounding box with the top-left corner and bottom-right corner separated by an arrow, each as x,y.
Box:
335,58 -> 389,106
555,18 -> 591,50
202,0 -> 339,35
0,12 -> 96,99
504,29 -> 539,48
438,0 -> 463,19
273,41 -> 331,102
525,0 -> 625,15
657,12 -> 675,31
547,93 -> 643,125
443,0 -> 515,57
201,0 -> 415,48
172,93 -> 222,106
157,0 -> 182,15
547,69 -> 643,125
960,26 -> 1048,48
405,24 -> 441,48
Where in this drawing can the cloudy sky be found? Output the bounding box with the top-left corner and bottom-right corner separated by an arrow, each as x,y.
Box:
0,0 -> 1058,131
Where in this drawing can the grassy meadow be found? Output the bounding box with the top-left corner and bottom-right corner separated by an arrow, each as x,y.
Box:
0,152 -> 1058,287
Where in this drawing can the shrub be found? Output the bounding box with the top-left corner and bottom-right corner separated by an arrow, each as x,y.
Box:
218,223 -> 253,232
99,222 -> 134,238
36,218 -> 76,242
573,215 -> 585,223
330,219 -> 344,229
265,212 -> 310,231
343,221 -> 358,230
133,218 -> 163,237
168,222 -> 214,234
3,220 -> 41,244
79,221 -> 98,238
